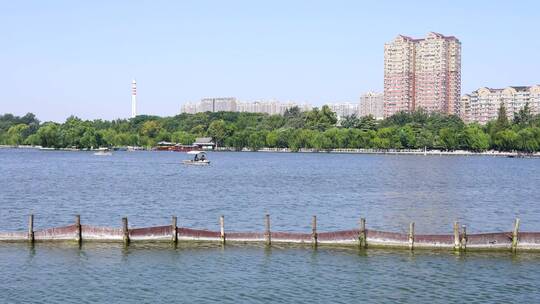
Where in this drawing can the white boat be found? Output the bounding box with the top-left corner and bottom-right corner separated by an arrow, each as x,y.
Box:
182,151 -> 210,165
94,148 -> 112,156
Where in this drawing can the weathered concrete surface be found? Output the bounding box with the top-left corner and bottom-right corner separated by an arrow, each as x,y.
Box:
226,232 -> 265,242
466,232 -> 512,249
130,225 -> 172,241
178,227 -> 220,241
34,225 -> 77,241
81,225 -> 123,241
318,230 -> 358,244
366,230 -> 409,248
0,231 -> 27,241
415,234 -> 454,248
510,232 -> 540,250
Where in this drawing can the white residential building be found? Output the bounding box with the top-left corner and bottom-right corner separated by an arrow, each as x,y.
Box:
460,85 -> 540,124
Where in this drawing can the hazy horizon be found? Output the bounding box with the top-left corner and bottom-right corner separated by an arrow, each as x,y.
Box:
1,0 -> 539,122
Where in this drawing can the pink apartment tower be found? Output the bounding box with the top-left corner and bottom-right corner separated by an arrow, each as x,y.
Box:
384,32 -> 461,117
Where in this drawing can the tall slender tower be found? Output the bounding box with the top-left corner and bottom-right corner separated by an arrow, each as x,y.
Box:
131,79 -> 137,118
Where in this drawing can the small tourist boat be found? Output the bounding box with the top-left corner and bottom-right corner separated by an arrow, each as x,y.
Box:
182,151 -> 210,165
93,148 -> 112,156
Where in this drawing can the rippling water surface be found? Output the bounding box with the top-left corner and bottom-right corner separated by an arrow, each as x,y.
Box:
1,149 -> 540,303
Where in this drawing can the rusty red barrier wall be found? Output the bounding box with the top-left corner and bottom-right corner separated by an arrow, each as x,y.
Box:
415,234 -> 454,247
467,232 -> 512,249
318,230 -> 358,243
2,217 -> 540,251
226,232 -> 265,242
367,230 -> 408,246
82,225 -> 123,241
34,225 -> 77,240
130,225 -> 172,241
519,232 -> 540,246
178,227 -> 220,240
0,231 -> 27,241
272,232 -> 312,243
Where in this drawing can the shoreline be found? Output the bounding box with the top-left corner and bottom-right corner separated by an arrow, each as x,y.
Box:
220,147 -> 540,158
2,145 -> 539,158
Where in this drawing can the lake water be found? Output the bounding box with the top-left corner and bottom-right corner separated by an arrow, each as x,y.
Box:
1,149 -> 540,303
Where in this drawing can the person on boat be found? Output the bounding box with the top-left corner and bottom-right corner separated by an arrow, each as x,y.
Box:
194,154 -> 199,161
200,154 -> 206,161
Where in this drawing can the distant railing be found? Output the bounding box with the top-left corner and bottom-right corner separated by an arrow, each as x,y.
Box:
1,215 -> 537,252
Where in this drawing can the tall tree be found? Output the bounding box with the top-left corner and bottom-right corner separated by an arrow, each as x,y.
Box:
513,102 -> 533,126
207,120 -> 227,147
495,103 -> 509,130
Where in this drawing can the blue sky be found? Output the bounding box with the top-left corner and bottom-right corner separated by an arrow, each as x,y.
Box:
1,0 -> 539,122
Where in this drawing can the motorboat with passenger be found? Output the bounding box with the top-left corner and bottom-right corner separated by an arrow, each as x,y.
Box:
182,151 -> 210,165
93,148 -> 113,156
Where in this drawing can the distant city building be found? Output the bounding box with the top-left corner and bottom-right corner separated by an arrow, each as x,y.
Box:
237,100 -> 313,115
131,79 -> 137,118
181,97 -> 237,113
181,98 -> 312,115
180,102 -> 198,114
327,103 -> 358,119
238,100 -> 280,115
384,32 -> 461,117
201,97 -> 237,112
359,92 -> 384,119
460,85 -> 540,124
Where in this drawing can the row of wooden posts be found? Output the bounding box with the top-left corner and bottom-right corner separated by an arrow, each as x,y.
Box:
26,214 -> 522,252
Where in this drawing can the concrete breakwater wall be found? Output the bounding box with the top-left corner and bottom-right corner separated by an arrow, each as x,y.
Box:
1,215 -> 539,252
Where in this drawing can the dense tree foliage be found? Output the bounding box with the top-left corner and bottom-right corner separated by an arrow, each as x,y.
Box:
1,104 -> 540,152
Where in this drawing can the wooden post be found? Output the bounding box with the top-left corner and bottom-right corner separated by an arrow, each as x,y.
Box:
461,225 -> 467,251
171,216 -> 178,243
220,215 -> 225,244
453,221 -> 460,251
359,218 -> 366,249
512,218 -> 520,253
75,214 -> 82,244
28,214 -> 34,243
311,215 -> 317,247
408,222 -> 415,250
264,214 -> 271,246
122,217 -> 130,245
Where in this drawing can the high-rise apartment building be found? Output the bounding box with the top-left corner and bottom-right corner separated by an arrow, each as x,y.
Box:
384,32 -> 461,117
460,85 -> 540,124
384,35 -> 416,117
359,92 -> 384,119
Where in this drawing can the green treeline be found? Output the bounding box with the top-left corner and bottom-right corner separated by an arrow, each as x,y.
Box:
1,104 -> 540,152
